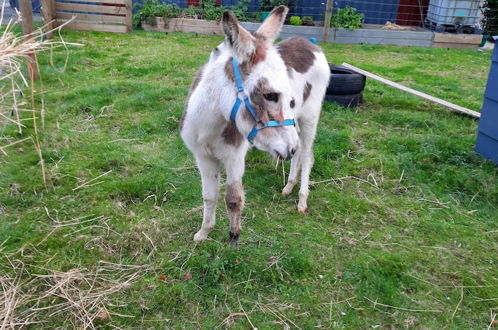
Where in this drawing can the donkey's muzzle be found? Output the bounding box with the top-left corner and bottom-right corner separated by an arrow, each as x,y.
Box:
276,147 -> 296,161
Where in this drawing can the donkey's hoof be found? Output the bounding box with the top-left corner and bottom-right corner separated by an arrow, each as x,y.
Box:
229,231 -> 239,247
297,207 -> 307,213
193,231 -> 208,243
281,183 -> 295,196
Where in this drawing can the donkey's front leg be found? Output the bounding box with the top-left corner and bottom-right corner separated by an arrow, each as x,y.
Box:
297,119 -> 318,213
224,157 -> 245,246
193,154 -> 220,243
282,150 -> 301,196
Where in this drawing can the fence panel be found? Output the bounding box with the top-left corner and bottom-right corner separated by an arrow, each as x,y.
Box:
54,0 -> 132,33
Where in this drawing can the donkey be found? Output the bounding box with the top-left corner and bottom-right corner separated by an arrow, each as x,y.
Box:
180,6 -> 329,245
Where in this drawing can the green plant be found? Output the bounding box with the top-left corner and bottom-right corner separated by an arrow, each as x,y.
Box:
182,0 -> 225,21
133,0 -> 181,28
183,5 -> 202,19
198,0 -> 225,21
302,15 -> 314,26
230,0 -> 251,22
290,15 -> 302,26
330,6 -> 364,30
258,0 -> 297,12
482,0 -> 498,37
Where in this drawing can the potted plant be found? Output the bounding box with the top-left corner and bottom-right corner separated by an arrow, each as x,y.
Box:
138,0 -> 230,35
133,0 -> 181,29
302,16 -> 314,26
258,0 -> 295,21
330,6 -> 364,30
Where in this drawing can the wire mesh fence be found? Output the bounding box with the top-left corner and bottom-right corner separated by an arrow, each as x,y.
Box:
141,0 -> 497,34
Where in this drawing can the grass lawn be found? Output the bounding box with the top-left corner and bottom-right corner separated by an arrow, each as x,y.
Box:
1,29 -> 497,328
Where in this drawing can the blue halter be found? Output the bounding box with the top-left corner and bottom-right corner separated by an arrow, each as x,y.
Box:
229,57 -> 295,143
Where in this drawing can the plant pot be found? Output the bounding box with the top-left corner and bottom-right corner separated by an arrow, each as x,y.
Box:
261,11 -> 270,22
480,34 -> 490,47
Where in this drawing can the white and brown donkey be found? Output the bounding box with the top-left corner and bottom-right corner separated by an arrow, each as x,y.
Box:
180,6 -> 329,245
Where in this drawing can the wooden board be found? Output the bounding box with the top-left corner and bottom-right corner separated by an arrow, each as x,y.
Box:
56,2 -> 127,15
432,33 -> 482,49
341,62 -> 481,119
58,21 -> 128,33
432,42 -> 481,50
142,18 -> 222,35
56,12 -> 126,24
433,33 -> 482,44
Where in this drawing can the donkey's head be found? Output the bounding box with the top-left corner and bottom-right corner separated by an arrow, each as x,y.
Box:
222,6 -> 299,160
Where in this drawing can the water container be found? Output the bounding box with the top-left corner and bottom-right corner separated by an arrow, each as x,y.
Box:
426,0 -> 484,26
475,37 -> 498,165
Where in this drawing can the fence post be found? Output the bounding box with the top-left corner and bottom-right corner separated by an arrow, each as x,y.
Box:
19,0 -> 39,79
125,0 -> 132,33
41,0 -> 58,38
322,0 -> 333,42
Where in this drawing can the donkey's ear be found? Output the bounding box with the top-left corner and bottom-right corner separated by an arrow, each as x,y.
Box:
255,6 -> 288,43
222,10 -> 256,62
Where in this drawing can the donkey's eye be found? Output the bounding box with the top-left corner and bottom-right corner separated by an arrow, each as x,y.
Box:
263,93 -> 279,102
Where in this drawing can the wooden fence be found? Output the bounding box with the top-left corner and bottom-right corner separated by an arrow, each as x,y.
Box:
42,0 -> 132,34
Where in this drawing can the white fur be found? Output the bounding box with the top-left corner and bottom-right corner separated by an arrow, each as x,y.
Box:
181,8 -> 329,242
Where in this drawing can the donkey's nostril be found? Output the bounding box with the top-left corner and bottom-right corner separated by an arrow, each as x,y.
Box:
290,147 -> 296,156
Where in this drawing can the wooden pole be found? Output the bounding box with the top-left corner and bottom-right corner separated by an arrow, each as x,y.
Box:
19,0 -> 39,79
41,0 -> 57,38
341,63 -> 481,119
125,0 -> 132,33
322,0 -> 333,42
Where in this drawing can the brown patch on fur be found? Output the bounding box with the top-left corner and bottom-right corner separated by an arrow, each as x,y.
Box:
225,57 -> 235,82
247,78 -> 285,125
303,82 -> 312,103
225,182 -> 244,239
222,121 -> 243,147
271,5 -> 287,18
277,37 -> 320,74
225,57 -> 252,83
249,38 -> 267,67
225,182 -> 243,212
180,68 -> 203,131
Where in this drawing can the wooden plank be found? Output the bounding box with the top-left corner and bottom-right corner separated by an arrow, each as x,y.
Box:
432,42 -> 479,50
124,0 -> 131,32
57,12 -> 126,24
144,18 -> 222,35
57,0 -> 126,4
49,0 -> 58,27
20,0 -> 39,79
56,2 -> 127,15
334,28 -> 433,39
41,0 -> 52,36
322,0 -> 333,42
433,33 -> 482,44
341,62 -> 480,119
58,21 -> 128,33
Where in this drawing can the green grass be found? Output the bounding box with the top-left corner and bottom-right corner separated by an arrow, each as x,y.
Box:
1,30 -> 497,328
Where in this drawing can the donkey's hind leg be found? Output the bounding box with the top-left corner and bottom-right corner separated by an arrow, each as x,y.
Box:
193,154 -> 220,243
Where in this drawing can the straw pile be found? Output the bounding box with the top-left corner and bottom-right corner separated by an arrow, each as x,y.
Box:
0,2 -> 79,184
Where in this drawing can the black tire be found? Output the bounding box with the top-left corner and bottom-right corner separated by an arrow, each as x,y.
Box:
327,65 -> 366,95
324,92 -> 363,108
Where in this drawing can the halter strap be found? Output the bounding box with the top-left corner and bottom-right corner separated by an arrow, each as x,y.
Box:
229,57 -> 295,143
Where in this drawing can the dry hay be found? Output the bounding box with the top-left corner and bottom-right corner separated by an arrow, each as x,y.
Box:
0,2 -> 81,185
382,21 -> 417,31
0,250 -> 150,329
